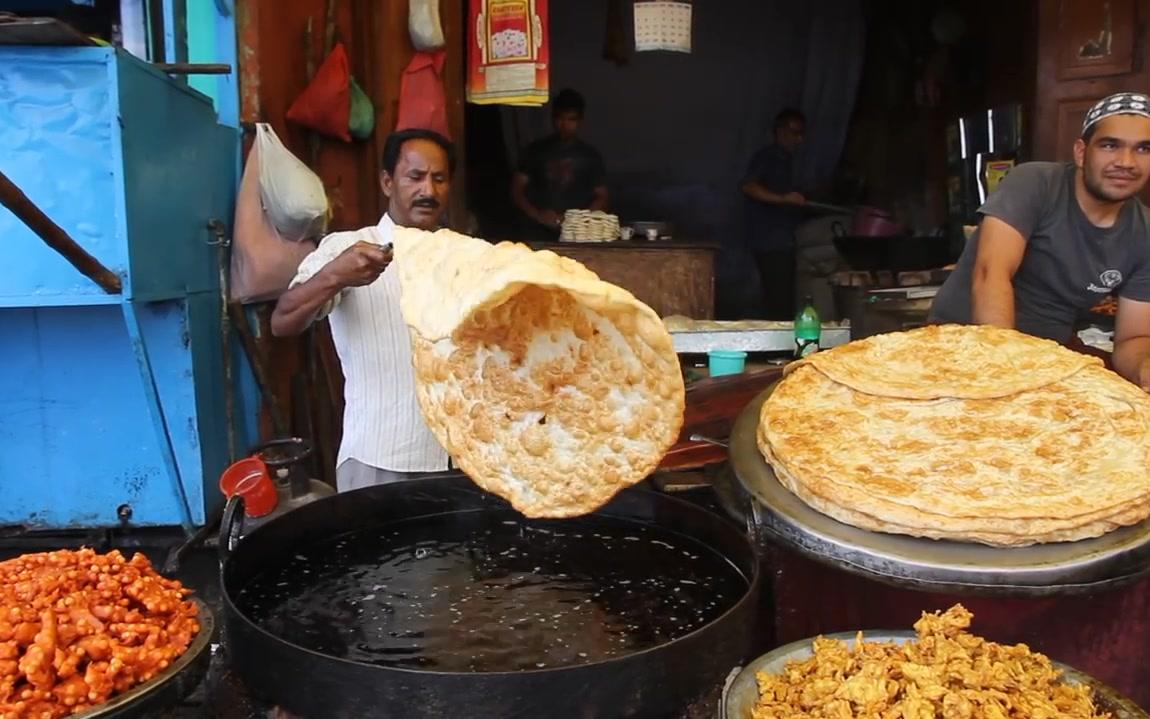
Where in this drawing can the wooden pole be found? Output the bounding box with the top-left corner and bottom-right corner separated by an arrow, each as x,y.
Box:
0,169 -> 123,294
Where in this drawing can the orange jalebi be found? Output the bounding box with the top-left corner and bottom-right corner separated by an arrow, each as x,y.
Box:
0,548 -> 199,719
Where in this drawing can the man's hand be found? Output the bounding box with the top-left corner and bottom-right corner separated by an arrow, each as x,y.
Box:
783,191 -> 806,205
536,209 -> 563,228
1136,356 -> 1150,392
321,242 -> 392,287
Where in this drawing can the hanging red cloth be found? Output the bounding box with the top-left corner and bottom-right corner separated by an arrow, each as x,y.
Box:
287,42 -> 352,142
396,49 -> 450,138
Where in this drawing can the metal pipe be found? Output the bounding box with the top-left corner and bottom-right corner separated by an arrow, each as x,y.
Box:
228,302 -> 290,436
0,169 -> 122,294
153,62 -> 233,74
209,219 -> 238,462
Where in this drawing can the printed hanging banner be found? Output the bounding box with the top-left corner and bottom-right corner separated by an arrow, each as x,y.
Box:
467,0 -> 550,106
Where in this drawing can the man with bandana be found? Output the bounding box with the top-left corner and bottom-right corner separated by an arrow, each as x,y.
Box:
931,92 -> 1150,390
272,129 -> 454,490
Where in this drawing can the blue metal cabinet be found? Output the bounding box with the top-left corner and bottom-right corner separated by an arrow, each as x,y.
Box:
0,47 -> 239,529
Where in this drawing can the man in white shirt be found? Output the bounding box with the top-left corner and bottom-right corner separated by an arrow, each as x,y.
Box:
271,129 -> 454,491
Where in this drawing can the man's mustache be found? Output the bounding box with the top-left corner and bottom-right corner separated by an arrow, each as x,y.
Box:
413,197 -> 440,209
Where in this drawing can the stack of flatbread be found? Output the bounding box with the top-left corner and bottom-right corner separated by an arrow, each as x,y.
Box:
560,210 -> 621,243
758,324 -> 1150,546
392,227 -> 685,518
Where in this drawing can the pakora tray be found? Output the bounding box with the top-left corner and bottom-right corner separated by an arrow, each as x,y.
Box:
720,631 -> 1148,719
726,386 -> 1150,596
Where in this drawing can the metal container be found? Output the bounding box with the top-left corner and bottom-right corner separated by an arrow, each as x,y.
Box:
724,385 -> 1150,596
721,631 -> 1149,719
831,231 -> 955,272
219,474 -> 764,719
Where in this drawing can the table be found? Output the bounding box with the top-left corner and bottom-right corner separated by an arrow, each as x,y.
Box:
527,239 -> 718,319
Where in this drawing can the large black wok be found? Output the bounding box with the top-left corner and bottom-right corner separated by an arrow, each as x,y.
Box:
219,473 -> 763,718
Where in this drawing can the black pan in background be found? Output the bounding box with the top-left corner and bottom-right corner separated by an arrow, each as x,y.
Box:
833,234 -> 956,273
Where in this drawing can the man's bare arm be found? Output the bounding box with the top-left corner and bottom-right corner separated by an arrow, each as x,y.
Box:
271,242 -> 391,337
1112,297 -> 1150,390
511,172 -> 561,228
970,216 -> 1027,328
741,181 -> 804,206
589,184 -> 609,212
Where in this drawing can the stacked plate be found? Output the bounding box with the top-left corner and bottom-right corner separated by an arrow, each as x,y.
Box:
559,210 -> 621,243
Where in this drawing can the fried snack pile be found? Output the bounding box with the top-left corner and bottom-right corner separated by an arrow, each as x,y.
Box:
0,548 -> 200,718
753,605 -> 1110,719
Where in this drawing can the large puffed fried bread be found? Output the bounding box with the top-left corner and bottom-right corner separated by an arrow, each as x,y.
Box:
393,227 -> 685,518
791,324 -> 1101,399
760,326 -> 1150,546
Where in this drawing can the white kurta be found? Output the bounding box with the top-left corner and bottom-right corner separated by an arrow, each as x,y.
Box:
289,214 -> 449,473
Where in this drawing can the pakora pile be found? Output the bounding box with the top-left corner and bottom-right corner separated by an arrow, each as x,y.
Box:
0,548 -> 200,718
754,605 -> 1110,719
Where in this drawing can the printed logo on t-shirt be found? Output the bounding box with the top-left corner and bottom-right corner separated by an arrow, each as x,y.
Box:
1088,269 -> 1124,293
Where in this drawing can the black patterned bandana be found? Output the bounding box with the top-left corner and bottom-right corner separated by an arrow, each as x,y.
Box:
1083,92 -> 1150,134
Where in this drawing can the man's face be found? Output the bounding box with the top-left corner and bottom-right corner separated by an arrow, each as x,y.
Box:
553,110 -> 582,142
1075,114 -> 1150,203
380,138 -> 451,230
775,120 -> 805,153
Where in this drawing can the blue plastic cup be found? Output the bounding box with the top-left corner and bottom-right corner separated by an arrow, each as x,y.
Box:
708,350 -> 747,377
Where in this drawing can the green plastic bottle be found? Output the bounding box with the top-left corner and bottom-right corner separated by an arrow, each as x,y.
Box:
794,295 -> 821,359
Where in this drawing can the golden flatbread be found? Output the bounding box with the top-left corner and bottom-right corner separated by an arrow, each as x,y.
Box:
792,324 -> 1101,399
759,326 -> 1150,546
393,227 -> 685,518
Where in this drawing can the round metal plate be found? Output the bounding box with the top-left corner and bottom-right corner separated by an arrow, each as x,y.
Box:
728,385 -> 1150,596
71,598 -> 214,719
721,631 -> 1148,719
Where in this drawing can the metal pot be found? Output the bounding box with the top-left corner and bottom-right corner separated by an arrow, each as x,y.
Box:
831,224 -> 955,273
850,206 -> 905,236
219,473 -> 764,719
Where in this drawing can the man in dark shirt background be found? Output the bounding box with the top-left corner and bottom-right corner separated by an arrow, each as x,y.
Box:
741,108 -> 808,318
512,88 -> 609,241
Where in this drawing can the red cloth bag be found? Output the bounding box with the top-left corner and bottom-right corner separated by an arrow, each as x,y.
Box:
396,50 -> 450,138
287,42 -> 352,142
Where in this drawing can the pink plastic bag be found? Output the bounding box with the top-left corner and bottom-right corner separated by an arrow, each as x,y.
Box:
229,137 -> 317,303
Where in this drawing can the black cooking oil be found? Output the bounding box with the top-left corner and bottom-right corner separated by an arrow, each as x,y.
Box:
235,511 -> 747,672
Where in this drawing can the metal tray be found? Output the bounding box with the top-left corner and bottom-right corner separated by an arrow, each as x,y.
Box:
72,598 -> 214,718
727,386 -> 1150,596
670,325 -> 852,354
721,631 -> 1148,719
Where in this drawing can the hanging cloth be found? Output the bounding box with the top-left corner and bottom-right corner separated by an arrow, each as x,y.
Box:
397,49 -> 450,138
286,41 -> 352,142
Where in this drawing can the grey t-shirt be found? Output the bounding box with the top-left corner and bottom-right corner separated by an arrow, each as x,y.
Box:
930,162 -> 1150,341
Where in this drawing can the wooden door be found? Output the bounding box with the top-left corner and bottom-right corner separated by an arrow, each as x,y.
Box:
1035,0 -> 1148,161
